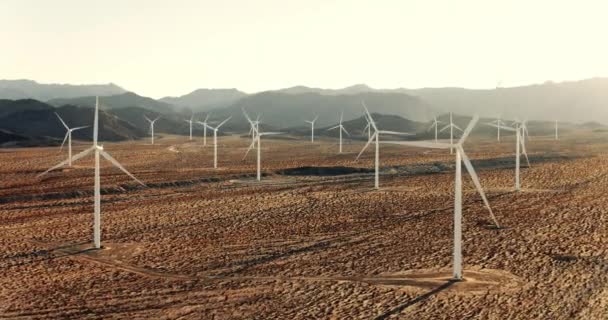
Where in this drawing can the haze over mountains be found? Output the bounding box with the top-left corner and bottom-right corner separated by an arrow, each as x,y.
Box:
0,78 -> 606,147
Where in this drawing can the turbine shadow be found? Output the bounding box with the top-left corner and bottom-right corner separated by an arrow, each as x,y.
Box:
373,280 -> 456,320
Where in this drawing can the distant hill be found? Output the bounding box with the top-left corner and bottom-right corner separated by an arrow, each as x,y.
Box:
160,88 -> 247,112
401,78 -> 608,124
0,101 -> 145,144
209,91 -> 431,129
48,92 -> 178,114
0,79 -> 126,101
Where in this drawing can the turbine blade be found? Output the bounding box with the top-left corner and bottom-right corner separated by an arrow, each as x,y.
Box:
457,115 -> 479,145
94,97 -> 99,145
144,115 -> 152,123
71,125 -> 89,132
454,124 -> 464,132
259,132 -> 283,136
242,138 -> 256,160
217,116 -> 232,129
55,112 -> 69,130
100,150 -> 146,186
38,146 -> 94,177
520,137 -> 531,167
459,147 -> 500,228
379,130 -> 414,136
427,122 -> 435,132
341,126 -> 350,136
327,125 -> 339,131
440,124 -> 451,132
356,133 -> 376,161
361,101 -> 377,130
381,140 -> 451,149
486,123 -> 516,132
59,132 -> 69,151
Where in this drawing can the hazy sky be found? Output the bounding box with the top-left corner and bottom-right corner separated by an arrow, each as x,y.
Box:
2,0 -> 607,98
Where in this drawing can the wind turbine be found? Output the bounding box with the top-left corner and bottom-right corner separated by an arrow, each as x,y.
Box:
490,121 -> 530,191
441,112 -> 463,154
203,116 -> 232,169
382,115 -> 500,280
428,116 -> 444,143
54,112 -> 88,167
144,115 -> 161,145
304,115 -> 318,143
38,97 -> 145,249
243,125 -> 283,181
327,112 -> 350,153
184,115 -> 195,140
195,114 -> 211,146
487,116 -> 506,142
357,102 -> 413,190
363,116 -> 372,140
243,109 -> 261,145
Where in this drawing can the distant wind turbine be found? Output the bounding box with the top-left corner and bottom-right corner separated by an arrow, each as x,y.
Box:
489,120 -> 530,191
427,116 -> 444,143
441,112 -> 463,154
327,112 -> 350,153
39,97 -> 145,249
54,112 -> 88,167
382,115 -> 500,280
203,116 -> 231,169
487,116 -> 506,142
196,113 -> 211,146
243,109 -> 261,145
184,115 -> 195,140
357,102 -> 413,190
144,115 -> 161,145
243,125 -> 283,181
304,115 -> 318,143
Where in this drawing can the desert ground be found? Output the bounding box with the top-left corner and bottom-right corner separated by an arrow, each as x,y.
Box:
1,131 -> 608,319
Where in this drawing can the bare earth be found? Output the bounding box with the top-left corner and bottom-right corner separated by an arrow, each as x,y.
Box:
1,132 -> 607,319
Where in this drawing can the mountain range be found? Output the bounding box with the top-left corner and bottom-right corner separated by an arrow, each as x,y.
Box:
0,78 -> 607,147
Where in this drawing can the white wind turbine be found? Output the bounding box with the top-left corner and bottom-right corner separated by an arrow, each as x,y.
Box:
184,115 -> 195,140
489,120 -> 531,191
363,116 -> 372,140
203,116 -> 232,169
243,125 -> 282,181
195,114 -> 211,146
144,115 -> 161,145
487,116 -> 506,142
327,112 -> 350,153
382,115 -> 500,280
428,116 -> 444,143
357,102 -> 413,190
304,115 -> 318,143
38,97 -> 145,249
54,112 -> 89,167
441,112 -> 463,154
243,109 -> 261,145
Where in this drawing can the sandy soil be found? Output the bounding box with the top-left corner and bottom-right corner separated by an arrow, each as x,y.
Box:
1,132 -> 607,319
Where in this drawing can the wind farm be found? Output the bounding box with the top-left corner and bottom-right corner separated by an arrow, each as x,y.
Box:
2,1 -> 608,318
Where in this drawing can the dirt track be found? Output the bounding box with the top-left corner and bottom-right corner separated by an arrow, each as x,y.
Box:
1,133 -> 608,319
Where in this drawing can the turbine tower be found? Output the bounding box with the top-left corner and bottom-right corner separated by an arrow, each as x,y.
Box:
203,116 -> 231,169
304,115 -> 318,143
39,97 -> 146,249
144,115 -> 161,145
196,114 -> 211,146
243,125 -> 283,181
383,115 -> 500,280
440,112 -> 463,154
54,112 -> 88,167
327,112 -> 349,153
357,102 -> 413,190
184,115 -> 194,140
428,116 -> 444,143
